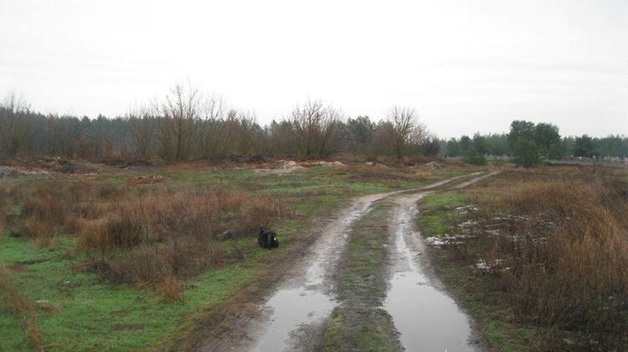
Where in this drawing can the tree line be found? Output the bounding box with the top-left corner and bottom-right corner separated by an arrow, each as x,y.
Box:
441,121 -> 627,167
2,88 -> 624,166
0,88 -> 439,162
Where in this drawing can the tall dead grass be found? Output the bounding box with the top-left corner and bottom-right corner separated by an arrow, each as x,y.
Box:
7,181 -> 71,247
71,183 -> 287,287
4,178 -> 289,295
463,171 -> 627,349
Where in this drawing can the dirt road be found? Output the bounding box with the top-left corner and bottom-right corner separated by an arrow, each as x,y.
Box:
187,173 -> 495,351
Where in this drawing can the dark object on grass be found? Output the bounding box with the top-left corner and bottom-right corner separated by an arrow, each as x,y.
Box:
258,227 -> 279,249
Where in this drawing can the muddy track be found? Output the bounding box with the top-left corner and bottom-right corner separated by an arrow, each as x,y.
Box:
178,172 -> 497,351
385,191 -> 482,351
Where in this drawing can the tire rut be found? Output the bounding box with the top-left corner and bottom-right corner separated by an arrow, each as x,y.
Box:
383,172 -> 498,351
183,172 -> 495,351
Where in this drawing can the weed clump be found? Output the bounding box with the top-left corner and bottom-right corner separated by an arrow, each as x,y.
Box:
20,185 -> 68,242
161,275 -> 184,303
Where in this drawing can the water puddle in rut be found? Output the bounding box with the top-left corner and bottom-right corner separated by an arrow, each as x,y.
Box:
253,193 -> 388,351
251,176 -> 485,351
384,194 -> 479,352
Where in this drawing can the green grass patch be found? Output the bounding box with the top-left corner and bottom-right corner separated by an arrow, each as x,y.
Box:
323,307 -> 400,352
422,191 -> 465,212
420,214 -> 448,236
419,191 -> 465,237
0,234 -> 260,352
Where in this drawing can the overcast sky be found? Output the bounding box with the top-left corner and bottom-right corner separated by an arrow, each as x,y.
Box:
1,0 -> 626,138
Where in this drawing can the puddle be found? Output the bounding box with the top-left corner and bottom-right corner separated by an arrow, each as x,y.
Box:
385,194 -> 479,352
253,288 -> 335,351
252,194 -> 387,351
251,176 -> 485,351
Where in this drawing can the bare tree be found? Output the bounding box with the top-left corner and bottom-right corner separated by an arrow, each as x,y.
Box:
226,110 -> 263,157
159,84 -> 203,161
372,120 -> 395,159
195,95 -> 226,159
291,100 -> 343,158
267,120 -> 298,158
388,106 -> 427,159
126,105 -> 158,160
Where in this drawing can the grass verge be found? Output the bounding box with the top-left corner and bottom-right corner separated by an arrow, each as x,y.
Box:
419,167 -> 628,351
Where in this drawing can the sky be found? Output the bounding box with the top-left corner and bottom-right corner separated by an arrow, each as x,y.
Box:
0,0 -> 626,139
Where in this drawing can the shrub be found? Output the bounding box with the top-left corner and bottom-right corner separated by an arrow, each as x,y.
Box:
21,192 -> 66,237
77,213 -> 146,253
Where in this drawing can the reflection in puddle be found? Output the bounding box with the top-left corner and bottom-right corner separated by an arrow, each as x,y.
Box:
385,197 -> 478,352
253,288 -> 335,351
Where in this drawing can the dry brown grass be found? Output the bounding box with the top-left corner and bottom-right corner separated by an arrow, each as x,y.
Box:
6,181 -> 71,246
70,183 -> 286,285
161,275 -> 184,303
77,213 -> 146,252
4,177 -> 288,286
456,169 -> 628,349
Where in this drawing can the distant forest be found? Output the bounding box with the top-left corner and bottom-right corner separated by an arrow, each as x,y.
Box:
1,88 -> 626,165
441,128 -> 627,167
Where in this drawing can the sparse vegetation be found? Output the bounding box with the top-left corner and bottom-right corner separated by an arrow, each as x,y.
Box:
420,167 -> 628,351
2,145 -> 625,351
0,162 -> 460,350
